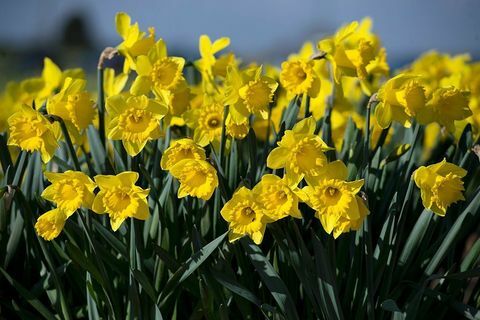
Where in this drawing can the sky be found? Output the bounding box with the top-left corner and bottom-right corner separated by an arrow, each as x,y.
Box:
1,0 -> 479,66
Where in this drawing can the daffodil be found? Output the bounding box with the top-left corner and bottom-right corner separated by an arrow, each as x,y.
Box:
412,159 -> 467,216
35,208 -> 68,241
417,87 -> 472,133
41,171 -> 96,214
183,101 -> 224,147
92,172 -> 150,231
226,115 -> 249,139
103,68 -> 128,98
169,159 -> 218,200
106,94 -> 168,156
318,18 -> 389,94
303,160 -> 369,238
253,174 -> 303,221
115,12 -> 156,73
267,117 -> 332,185
47,77 -> 96,133
220,186 -> 271,244
375,74 -> 427,128
280,59 -> 320,97
130,39 -> 185,96
7,105 -> 59,163
195,35 -> 231,81
157,78 -> 192,126
161,138 -> 206,170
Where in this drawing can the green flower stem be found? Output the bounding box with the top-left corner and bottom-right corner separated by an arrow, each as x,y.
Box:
219,105 -> 229,169
303,94 -> 311,119
97,67 -> 106,147
49,116 -> 81,171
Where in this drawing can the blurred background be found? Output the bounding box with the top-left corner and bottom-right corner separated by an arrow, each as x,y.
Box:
1,0 -> 479,86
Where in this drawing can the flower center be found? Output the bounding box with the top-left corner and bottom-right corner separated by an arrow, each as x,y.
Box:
151,58 -> 180,89
326,187 -> 339,197
241,206 -> 256,222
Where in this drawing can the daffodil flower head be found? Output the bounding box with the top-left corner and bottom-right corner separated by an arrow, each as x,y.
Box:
169,159 -> 218,200
253,174 -> 303,221
42,171 -> 96,215
302,160 -> 369,238
226,115 -> 249,140
106,94 -> 168,156
267,117 -> 333,186
183,101 -> 224,147
375,74 -> 427,128
35,208 -> 69,241
280,59 -> 320,97
220,186 -> 271,244
47,77 -> 96,132
318,18 -> 389,94
130,39 -> 185,95
412,159 -> 467,216
92,172 -> 150,231
195,35 -> 231,80
103,68 -> 128,98
158,78 -> 192,126
161,138 -> 206,171
237,66 -> 278,119
7,104 -> 59,163
417,87 -> 472,133
115,12 -> 156,73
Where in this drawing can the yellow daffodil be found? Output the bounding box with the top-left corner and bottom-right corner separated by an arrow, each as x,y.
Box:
47,77 -> 96,133
115,12 -> 155,73
253,174 -> 303,221
160,138 -> 206,170
220,186 -> 271,244
212,52 -> 238,78
92,172 -> 150,231
169,159 -> 218,200
318,18 -> 389,95
103,68 -> 128,98
130,39 -> 185,96
106,94 -> 168,156
226,115 -> 249,139
183,101 -> 224,147
7,105 -> 59,163
41,171 -> 96,214
412,159 -> 467,216
375,74 -> 427,128
226,66 -> 278,123
303,160 -> 369,238
417,87 -> 472,133
267,117 -> 332,185
195,35 -> 231,81
35,208 -> 68,241
157,78 -> 192,126
280,59 -> 320,97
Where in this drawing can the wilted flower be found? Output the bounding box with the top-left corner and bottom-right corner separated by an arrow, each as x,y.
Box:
412,159 -> 467,216
303,160 -> 369,238
169,159 -> 218,200
92,172 -> 150,231
221,186 -> 271,244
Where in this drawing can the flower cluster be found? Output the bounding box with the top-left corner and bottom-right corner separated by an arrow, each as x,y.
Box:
0,12 -> 474,245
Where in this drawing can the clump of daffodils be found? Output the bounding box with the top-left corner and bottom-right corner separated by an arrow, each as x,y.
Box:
1,12 -> 477,247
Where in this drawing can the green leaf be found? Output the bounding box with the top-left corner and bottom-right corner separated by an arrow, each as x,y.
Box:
241,238 -> 299,320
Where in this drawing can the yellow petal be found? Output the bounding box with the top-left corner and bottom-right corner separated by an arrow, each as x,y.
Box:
266,147 -> 290,169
